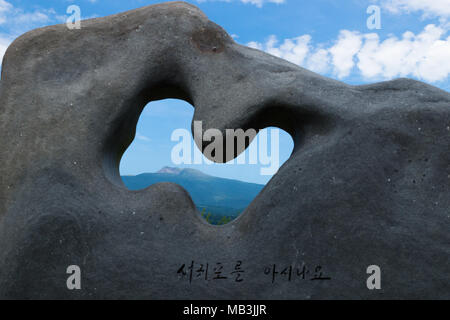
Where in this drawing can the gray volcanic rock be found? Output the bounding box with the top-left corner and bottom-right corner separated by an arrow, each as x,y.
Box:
0,1 -> 449,299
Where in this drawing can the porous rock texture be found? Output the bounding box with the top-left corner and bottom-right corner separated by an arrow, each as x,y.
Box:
0,2 -> 449,299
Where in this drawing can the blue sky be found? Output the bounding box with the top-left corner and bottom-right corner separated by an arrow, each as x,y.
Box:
1,0 -> 449,184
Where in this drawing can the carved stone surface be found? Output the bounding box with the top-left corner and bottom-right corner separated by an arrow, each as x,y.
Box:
0,2 -> 449,299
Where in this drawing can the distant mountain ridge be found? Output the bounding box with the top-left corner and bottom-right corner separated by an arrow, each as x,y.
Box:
122,167 -> 264,222
157,166 -> 183,174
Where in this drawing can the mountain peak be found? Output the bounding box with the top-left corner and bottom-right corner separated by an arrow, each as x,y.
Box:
179,168 -> 209,177
157,166 -> 183,174
157,167 -> 208,177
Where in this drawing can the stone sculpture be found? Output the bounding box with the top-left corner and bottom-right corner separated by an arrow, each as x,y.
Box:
0,2 -> 448,299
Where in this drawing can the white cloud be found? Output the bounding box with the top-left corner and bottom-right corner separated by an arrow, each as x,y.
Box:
0,1 -> 66,64
0,0 -> 12,24
0,3 -> 57,30
247,23 -> 450,83
357,25 -> 450,82
329,30 -> 363,78
136,133 -> 151,142
249,35 -> 312,65
248,35 -> 333,74
0,33 -> 12,62
379,0 -> 450,19
240,0 -> 284,7
196,0 -> 285,8
305,48 -> 330,74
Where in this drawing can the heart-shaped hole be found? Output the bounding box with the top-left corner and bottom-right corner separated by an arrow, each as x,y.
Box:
120,99 -> 294,225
